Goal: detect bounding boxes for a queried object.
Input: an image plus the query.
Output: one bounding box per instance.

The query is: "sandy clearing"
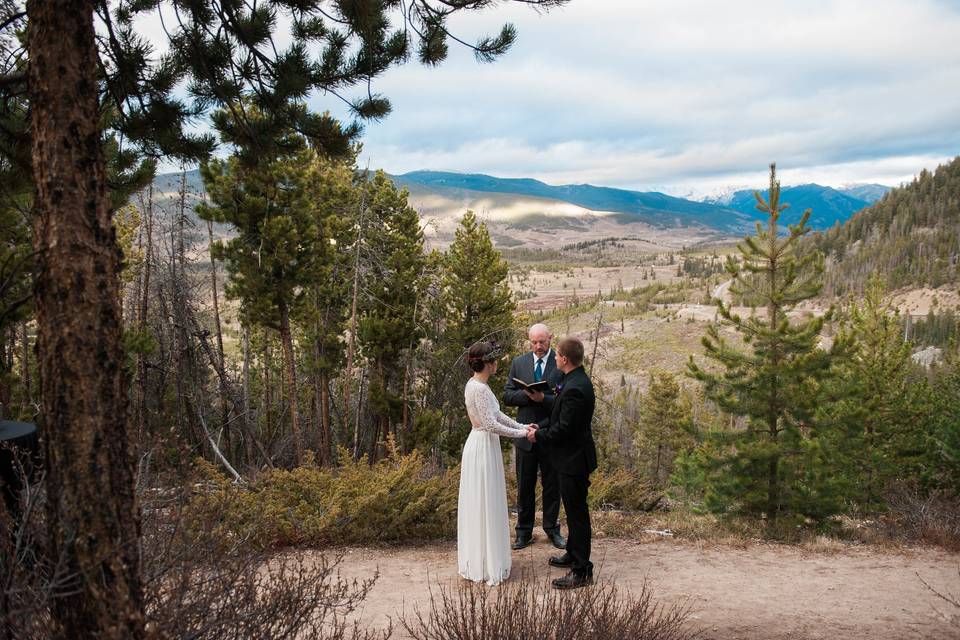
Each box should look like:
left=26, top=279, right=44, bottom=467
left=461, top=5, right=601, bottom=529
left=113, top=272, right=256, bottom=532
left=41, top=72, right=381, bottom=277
left=890, top=287, right=960, bottom=317
left=326, top=538, right=959, bottom=640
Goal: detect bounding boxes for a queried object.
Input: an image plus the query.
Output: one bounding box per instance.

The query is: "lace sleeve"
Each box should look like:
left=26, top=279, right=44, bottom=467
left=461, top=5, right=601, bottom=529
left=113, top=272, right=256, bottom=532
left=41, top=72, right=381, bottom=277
left=496, top=410, right=526, bottom=432
left=467, top=382, right=528, bottom=438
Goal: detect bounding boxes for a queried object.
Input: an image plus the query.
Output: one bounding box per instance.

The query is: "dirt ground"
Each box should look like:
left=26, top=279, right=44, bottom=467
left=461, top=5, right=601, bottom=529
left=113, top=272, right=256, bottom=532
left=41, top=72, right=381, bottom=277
left=328, top=538, right=959, bottom=640
left=890, top=286, right=960, bottom=317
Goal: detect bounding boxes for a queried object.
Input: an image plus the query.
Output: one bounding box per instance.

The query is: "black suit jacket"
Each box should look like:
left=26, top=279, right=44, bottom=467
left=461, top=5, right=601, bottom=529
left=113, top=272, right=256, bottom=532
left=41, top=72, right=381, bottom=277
left=534, top=366, right=598, bottom=476
left=503, top=350, right=562, bottom=452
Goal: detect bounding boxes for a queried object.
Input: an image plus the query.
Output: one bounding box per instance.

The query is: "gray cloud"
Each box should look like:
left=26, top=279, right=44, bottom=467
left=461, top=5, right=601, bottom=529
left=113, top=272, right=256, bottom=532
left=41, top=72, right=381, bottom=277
left=329, top=0, right=960, bottom=192
left=134, top=1, right=960, bottom=192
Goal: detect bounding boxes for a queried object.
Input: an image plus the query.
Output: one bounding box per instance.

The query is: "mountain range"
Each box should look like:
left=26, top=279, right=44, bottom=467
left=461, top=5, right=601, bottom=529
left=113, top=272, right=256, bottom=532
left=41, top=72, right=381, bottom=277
left=149, top=167, right=890, bottom=247
left=717, top=183, right=886, bottom=228
left=391, top=170, right=888, bottom=234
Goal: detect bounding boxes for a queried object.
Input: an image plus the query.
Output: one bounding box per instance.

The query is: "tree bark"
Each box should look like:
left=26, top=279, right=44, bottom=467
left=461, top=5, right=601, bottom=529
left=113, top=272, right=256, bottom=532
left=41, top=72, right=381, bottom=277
left=369, top=364, right=388, bottom=463
left=353, top=370, right=365, bottom=460
left=19, top=320, right=30, bottom=413
left=655, top=443, right=662, bottom=485
left=320, top=370, right=331, bottom=463
left=0, top=329, right=10, bottom=418
left=169, top=171, right=203, bottom=449
left=135, top=185, right=153, bottom=438
left=400, top=365, right=410, bottom=452
left=263, top=338, right=272, bottom=436
left=311, top=329, right=331, bottom=466
left=400, top=292, right=420, bottom=453
left=207, top=218, right=230, bottom=456
left=342, top=190, right=367, bottom=426
left=278, top=299, right=304, bottom=465
left=242, top=325, right=254, bottom=465
left=28, top=0, right=144, bottom=636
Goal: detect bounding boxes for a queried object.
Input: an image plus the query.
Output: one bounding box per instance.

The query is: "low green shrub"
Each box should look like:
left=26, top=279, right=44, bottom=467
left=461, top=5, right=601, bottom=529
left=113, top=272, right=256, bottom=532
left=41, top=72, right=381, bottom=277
left=589, top=468, right=661, bottom=511
left=188, top=447, right=459, bottom=548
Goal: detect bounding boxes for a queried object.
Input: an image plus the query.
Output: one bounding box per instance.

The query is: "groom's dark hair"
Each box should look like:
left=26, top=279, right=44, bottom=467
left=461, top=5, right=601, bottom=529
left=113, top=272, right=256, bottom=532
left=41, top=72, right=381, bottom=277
left=557, top=338, right=584, bottom=367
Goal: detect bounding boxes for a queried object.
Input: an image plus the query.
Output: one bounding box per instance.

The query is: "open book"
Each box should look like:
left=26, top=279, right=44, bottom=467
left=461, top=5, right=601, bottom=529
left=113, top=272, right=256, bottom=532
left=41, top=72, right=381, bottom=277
left=512, top=378, right=552, bottom=393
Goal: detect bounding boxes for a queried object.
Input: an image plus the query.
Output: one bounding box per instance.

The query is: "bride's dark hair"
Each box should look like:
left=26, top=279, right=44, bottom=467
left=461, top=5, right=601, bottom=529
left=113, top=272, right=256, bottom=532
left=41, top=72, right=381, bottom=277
left=466, top=341, right=503, bottom=373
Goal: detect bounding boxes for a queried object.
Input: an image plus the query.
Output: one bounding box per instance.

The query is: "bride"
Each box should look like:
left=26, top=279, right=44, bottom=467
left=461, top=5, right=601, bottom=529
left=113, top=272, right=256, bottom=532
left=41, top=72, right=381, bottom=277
left=458, top=340, right=535, bottom=586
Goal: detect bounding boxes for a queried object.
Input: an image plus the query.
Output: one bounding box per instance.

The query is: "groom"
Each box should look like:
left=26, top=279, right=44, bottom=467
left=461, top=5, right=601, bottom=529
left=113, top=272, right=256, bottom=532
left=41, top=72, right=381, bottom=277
left=526, top=337, right=597, bottom=589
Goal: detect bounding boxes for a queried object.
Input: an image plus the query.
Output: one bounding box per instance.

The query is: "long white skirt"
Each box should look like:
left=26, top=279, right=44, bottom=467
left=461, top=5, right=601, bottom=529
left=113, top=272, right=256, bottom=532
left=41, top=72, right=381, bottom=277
left=457, top=429, right=512, bottom=586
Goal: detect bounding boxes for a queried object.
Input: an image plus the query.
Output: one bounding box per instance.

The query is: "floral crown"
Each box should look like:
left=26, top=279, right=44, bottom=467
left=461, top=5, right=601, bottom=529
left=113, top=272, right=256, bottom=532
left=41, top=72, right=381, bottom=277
left=466, top=341, right=504, bottom=364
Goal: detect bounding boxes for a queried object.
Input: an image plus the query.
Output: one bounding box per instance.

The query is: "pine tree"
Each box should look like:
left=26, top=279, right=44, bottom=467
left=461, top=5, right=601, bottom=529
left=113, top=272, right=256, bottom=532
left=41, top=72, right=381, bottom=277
left=197, top=134, right=356, bottom=465
left=930, top=343, right=960, bottom=495
left=633, top=372, right=693, bottom=487
left=356, top=172, right=427, bottom=457
left=688, top=164, right=841, bottom=521
left=426, top=211, right=515, bottom=457
left=821, top=276, right=929, bottom=505
left=301, top=167, right=358, bottom=465
left=442, top=210, right=515, bottom=349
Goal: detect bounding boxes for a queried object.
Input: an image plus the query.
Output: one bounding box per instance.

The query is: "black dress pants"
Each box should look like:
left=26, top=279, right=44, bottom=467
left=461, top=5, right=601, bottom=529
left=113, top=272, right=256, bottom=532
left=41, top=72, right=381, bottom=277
left=515, top=444, right=561, bottom=535
left=557, top=472, right=592, bottom=576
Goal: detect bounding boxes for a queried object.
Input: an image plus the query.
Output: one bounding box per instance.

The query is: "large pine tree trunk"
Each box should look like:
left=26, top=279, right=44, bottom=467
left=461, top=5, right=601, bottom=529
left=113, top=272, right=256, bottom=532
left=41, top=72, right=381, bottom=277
left=28, top=1, right=145, bottom=637
left=278, top=300, right=304, bottom=464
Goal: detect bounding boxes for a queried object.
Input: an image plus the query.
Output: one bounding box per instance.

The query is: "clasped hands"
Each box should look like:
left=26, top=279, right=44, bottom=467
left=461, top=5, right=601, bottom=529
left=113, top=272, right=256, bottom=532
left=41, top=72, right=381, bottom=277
left=524, top=423, right=538, bottom=443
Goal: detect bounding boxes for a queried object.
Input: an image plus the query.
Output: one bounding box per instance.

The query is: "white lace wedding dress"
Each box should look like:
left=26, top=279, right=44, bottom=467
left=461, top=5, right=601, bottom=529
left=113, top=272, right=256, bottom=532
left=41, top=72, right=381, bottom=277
left=458, top=377, right=528, bottom=586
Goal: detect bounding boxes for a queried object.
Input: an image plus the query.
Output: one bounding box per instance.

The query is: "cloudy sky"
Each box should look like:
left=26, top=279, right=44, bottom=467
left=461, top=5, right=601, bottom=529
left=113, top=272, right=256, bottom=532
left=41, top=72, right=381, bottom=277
left=314, top=0, right=960, bottom=197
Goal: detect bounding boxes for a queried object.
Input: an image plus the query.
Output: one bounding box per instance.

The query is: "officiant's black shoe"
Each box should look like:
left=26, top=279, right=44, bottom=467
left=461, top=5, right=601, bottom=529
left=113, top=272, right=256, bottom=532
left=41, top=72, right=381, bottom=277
left=512, top=533, right=533, bottom=550
left=548, top=553, right=574, bottom=568
left=546, top=530, right=567, bottom=550
left=552, top=571, right=593, bottom=590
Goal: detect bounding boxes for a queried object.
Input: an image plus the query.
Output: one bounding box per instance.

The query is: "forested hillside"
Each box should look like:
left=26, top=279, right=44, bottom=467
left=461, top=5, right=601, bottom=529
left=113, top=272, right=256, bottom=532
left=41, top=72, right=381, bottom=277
left=811, top=156, right=960, bottom=296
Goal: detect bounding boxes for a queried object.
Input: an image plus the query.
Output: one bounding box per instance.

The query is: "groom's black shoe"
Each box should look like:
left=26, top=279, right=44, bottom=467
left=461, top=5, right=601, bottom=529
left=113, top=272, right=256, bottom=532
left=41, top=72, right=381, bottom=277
left=512, top=533, right=533, bottom=550
left=546, top=530, right=567, bottom=550
left=552, top=570, right=593, bottom=590
left=548, top=553, right=574, bottom=568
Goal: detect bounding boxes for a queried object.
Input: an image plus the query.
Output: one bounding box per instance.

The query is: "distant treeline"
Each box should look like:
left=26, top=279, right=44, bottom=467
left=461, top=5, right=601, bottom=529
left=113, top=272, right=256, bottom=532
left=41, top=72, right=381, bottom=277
left=560, top=236, right=639, bottom=251
left=906, top=308, right=959, bottom=348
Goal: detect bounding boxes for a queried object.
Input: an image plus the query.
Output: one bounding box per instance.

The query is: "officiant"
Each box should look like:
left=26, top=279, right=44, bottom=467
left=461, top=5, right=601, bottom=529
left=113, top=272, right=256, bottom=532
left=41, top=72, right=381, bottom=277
left=503, top=323, right=565, bottom=550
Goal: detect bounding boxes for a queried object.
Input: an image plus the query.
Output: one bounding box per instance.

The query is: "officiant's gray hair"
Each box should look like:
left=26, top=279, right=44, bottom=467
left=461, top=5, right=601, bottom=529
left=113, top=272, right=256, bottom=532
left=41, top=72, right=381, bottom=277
left=528, top=323, right=551, bottom=338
